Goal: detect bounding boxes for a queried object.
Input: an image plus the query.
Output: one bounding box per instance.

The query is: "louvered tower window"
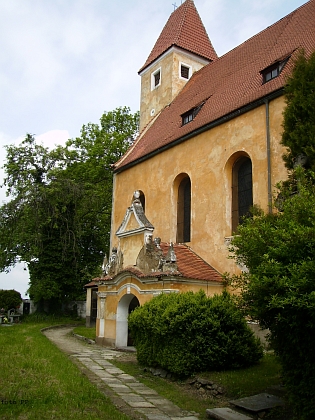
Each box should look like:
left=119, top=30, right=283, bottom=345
left=181, top=64, right=190, bottom=79
left=151, top=68, right=161, bottom=90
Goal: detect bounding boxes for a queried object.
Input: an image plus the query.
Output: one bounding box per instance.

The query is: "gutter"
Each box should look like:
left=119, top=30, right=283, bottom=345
left=264, top=98, right=273, bottom=213
left=114, top=88, right=284, bottom=174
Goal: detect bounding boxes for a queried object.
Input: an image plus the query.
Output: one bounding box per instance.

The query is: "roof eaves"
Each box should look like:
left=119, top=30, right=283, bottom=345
left=114, top=88, right=284, bottom=173
left=138, top=44, right=213, bottom=75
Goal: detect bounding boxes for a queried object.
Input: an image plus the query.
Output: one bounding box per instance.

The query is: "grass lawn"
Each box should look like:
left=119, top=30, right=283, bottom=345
left=2, top=320, right=289, bottom=420
left=0, top=320, right=129, bottom=420
left=73, top=325, right=96, bottom=341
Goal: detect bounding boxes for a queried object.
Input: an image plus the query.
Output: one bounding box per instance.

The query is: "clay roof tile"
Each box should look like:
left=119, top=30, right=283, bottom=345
left=139, top=0, right=217, bottom=73
left=116, top=0, right=315, bottom=172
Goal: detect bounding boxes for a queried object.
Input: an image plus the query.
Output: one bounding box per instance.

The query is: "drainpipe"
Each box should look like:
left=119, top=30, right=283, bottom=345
left=265, top=98, right=272, bottom=214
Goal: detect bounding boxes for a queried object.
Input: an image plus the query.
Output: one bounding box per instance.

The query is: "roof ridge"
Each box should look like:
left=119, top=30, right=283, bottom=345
left=174, top=0, right=192, bottom=44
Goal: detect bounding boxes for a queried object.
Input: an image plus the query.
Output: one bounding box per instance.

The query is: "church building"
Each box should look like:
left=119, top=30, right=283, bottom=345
left=85, top=0, right=315, bottom=347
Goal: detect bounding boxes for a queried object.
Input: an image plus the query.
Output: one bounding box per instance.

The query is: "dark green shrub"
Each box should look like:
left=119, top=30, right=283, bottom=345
left=128, top=290, right=263, bottom=377
left=0, top=289, right=22, bottom=312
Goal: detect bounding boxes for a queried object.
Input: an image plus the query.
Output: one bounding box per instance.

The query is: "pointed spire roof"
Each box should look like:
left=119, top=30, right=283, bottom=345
left=139, top=0, right=217, bottom=73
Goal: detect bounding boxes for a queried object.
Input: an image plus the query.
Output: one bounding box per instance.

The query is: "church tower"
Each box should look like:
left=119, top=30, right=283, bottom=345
left=138, top=0, right=217, bottom=133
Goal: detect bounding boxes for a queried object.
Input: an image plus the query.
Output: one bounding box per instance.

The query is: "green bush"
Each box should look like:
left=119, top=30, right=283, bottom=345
left=0, top=289, right=22, bottom=312
left=128, top=290, right=263, bottom=377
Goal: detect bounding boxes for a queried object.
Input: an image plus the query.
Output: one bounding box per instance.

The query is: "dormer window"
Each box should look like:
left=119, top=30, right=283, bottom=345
left=261, top=57, right=289, bottom=84
left=180, top=63, right=191, bottom=80
left=181, top=101, right=205, bottom=126
left=151, top=68, right=161, bottom=90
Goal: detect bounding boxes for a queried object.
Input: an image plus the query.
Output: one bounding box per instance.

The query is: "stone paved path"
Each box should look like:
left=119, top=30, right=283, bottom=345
left=43, top=326, right=200, bottom=420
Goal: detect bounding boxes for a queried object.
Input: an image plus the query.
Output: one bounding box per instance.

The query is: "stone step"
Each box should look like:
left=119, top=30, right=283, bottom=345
left=206, top=407, right=252, bottom=420
left=229, top=393, right=284, bottom=413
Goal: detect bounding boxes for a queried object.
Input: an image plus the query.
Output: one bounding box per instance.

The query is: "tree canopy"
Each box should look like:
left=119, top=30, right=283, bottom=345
left=281, top=51, right=315, bottom=171
left=0, top=107, right=139, bottom=310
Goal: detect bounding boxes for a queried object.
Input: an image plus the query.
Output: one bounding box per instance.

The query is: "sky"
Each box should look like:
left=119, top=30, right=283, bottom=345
left=0, top=0, right=307, bottom=298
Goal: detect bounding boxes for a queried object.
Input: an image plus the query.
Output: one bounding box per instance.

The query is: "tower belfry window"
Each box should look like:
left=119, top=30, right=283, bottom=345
left=181, top=64, right=190, bottom=79
left=151, top=68, right=161, bottom=90
left=154, top=71, right=160, bottom=86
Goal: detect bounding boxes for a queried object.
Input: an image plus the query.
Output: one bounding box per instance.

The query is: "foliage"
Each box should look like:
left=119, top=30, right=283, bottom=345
left=0, top=289, right=22, bottom=312
left=128, top=290, right=263, bottom=377
left=0, top=107, right=139, bottom=309
left=226, top=173, right=315, bottom=419
left=281, top=51, right=315, bottom=171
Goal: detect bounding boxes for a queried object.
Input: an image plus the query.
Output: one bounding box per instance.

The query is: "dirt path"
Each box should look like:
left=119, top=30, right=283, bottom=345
left=43, top=326, right=86, bottom=352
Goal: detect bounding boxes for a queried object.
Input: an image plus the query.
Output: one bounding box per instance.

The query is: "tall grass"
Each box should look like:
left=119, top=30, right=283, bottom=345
left=0, top=322, right=129, bottom=420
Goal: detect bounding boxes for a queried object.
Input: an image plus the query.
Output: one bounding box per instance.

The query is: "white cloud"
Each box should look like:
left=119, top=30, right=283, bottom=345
left=36, top=130, right=70, bottom=149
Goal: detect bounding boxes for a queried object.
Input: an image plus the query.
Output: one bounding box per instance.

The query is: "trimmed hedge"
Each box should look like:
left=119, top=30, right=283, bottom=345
left=128, top=290, right=263, bottom=376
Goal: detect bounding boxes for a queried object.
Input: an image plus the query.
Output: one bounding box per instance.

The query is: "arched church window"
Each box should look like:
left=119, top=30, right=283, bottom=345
left=232, top=157, right=253, bottom=232
left=177, top=176, right=191, bottom=242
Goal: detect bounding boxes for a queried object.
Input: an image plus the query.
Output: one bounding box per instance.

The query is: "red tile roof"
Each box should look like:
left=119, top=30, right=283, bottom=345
left=84, top=280, right=99, bottom=288
left=139, top=0, right=217, bottom=74
left=160, top=242, right=223, bottom=282
left=95, top=243, right=222, bottom=284
left=115, top=0, right=315, bottom=172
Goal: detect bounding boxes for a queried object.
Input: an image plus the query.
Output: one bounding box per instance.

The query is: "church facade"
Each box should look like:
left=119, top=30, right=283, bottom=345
left=85, top=0, right=315, bottom=347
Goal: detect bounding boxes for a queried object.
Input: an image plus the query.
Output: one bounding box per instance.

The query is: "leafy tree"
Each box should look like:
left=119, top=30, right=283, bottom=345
left=0, top=289, right=22, bottom=312
left=0, top=107, right=139, bottom=311
left=226, top=51, right=315, bottom=419
left=281, top=50, right=315, bottom=171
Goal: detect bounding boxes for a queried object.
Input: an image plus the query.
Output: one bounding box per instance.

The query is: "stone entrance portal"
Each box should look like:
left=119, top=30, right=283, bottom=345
left=116, top=294, right=139, bottom=347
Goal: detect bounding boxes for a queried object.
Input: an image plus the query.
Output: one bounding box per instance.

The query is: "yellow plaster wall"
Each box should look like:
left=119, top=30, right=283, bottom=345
left=140, top=50, right=208, bottom=131
left=140, top=54, right=173, bottom=132
left=112, top=96, right=287, bottom=275
left=269, top=96, right=288, bottom=188
left=119, top=233, right=145, bottom=267
left=96, top=276, right=224, bottom=340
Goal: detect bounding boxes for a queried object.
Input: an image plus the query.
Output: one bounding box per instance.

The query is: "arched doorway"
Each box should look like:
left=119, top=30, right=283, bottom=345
left=116, top=294, right=140, bottom=347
